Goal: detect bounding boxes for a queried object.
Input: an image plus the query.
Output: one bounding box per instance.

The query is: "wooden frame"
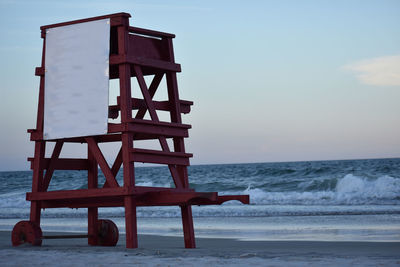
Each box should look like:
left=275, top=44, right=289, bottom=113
left=15, top=13, right=249, bottom=249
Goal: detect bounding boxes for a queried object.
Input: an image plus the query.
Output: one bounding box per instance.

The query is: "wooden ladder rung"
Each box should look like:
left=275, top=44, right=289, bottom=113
left=110, top=55, right=181, bottom=72
left=130, top=148, right=192, bottom=165
left=108, top=119, right=191, bottom=138
left=108, top=97, right=193, bottom=119
left=27, top=157, right=90, bottom=170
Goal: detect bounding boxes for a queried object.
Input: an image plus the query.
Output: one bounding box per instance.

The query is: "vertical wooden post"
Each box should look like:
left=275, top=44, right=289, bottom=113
left=88, top=144, right=98, bottom=245
left=29, top=142, right=45, bottom=225
left=117, top=16, right=138, bottom=248
left=180, top=204, right=195, bottom=248
left=30, top=31, right=47, bottom=226
left=124, top=195, right=137, bottom=248
left=165, top=37, right=196, bottom=248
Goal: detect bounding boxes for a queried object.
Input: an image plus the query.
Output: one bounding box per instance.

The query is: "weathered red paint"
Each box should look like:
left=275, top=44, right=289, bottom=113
left=13, top=12, right=249, bottom=249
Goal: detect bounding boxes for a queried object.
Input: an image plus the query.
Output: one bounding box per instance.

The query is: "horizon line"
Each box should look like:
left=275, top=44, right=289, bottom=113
left=1, top=156, right=399, bottom=172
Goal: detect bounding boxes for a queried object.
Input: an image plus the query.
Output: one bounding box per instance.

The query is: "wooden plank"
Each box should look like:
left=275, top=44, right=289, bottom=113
left=132, top=148, right=192, bottom=158
left=28, top=129, right=43, bottom=141
left=134, top=98, right=193, bottom=114
left=108, top=123, right=124, bottom=133
left=109, top=98, right=192, bottom=118
left=28, top=158, right=89, bottom=170
left=41, top=199, right=124, bottom=209
left=140, top=191, right=216, bottom=204
left=36, top=186, right=195, bottom=209
left=27, top=187, right=129, bottom=201
left=129, top=56, right=181, bottom=72
left=131, top=152, right=189, bottom=166
left=35, top=67, right=44, bottom=76
left=128, top=35, right=167, bottom=61
left=126, top=119, right=190, bottom=138
left=129, top=26, right=175, bottom=38
left=129, top=119, right=191, bottom=129
left=52, top=134, right=122, bottom=143
left=143, top=99, right=192, bottom=114
left=31, top=189, right=216, bottom=206
left=33, top=193, right=249, bottom=208
left=40, top=13, right=130, bottom=30
left=128, top=123, right=188, bottom=138
left=130, top=148, right=191, bottom=166
left=110, top=55, right=181, bottom=72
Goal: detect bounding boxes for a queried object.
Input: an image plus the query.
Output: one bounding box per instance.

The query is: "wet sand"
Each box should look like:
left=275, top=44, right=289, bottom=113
left=1, top=231, right=399, bottom=266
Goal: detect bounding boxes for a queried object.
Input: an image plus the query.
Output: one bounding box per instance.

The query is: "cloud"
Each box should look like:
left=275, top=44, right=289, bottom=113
left=343, top=55, right=400, bottom=86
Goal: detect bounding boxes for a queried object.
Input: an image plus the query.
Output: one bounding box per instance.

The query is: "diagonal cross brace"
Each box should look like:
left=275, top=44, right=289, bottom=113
left=85, top=137, right=119, bottom=188
left=133, top=65, right=184, bottom=189
left=103, top=147, right=123, bottom=188
left=135, top=73, right=164, bottom=119
left=42, top=140, right=63, bottom=191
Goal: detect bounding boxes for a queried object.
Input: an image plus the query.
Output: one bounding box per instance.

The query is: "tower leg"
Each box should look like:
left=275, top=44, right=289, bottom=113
left=181, top=204, right=195, bottom=248
left=124, top=196, right=138, bottom=248
left=88, top=145, right=98, bottom=245
left=29, top=141, right=45, bottom=226
left=88, top=207, right=98, bottom=245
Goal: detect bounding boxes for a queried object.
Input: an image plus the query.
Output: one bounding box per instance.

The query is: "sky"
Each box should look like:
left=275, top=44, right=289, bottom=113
left=0, top=0, right=399, bottom=171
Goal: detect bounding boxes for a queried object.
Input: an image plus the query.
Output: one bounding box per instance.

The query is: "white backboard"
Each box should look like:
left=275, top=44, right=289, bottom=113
left=44, top=19, right=110, bottom=140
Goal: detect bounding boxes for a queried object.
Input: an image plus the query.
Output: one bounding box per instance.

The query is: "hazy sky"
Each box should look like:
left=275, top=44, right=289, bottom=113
left=0, top=0, right=399, bottom=171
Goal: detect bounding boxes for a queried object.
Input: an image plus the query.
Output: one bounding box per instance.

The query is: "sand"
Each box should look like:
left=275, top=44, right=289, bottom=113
left=1, top=231, right=399, bottom=266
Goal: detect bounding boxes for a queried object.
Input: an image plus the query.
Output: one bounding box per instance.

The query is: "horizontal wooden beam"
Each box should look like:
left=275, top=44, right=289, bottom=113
left=35, top=67, right=44, bottom=76
left=129, top=119, right=190, bottom=137
left=40, top=12, right=130, bottom=30
left=29, top=190, right=249, bottom=209
left=27, top=131, right=174, bottom=143
left=27, top=157, right=89, bottom=170
left=28, top=186, right=194, bottom=200
left=138, top=191, right=217, bottom=206
left=129, top=26, right=175, bottom=39
left=27, top=187, right=129, bottom=201
left=109, top=98, right=192, bottom=119
left=27, top=129, right=42, bottom=141
left=130, top=148, right=192, bottom=166
left=110, top=55, right=181, bottom=72
left=108, top=120, right=190, bottom=138
left=27, top=187, right=249, bottom=209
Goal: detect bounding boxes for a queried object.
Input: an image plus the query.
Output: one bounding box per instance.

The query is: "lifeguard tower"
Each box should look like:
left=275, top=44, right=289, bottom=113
left=12, top=13, right=249, bottom=248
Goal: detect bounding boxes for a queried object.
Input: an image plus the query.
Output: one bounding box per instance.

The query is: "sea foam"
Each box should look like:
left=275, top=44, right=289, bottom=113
left=239, top=174, right=400, bottom=205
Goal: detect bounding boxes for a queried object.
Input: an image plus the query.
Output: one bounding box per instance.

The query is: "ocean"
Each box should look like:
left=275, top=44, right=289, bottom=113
left=1, top=158, right=399, bottom=242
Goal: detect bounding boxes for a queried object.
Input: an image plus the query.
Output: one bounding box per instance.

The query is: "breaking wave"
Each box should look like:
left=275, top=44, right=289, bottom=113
left=241, top=174, right=400, bottom=205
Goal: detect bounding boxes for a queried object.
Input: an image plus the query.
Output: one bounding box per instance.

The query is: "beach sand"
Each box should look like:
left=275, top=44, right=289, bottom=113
left=0, top=231, right=399, bottom=266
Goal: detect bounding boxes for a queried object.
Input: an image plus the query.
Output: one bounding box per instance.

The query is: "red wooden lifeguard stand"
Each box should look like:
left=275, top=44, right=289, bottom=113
left=12, top=13, right=249, bottom=248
